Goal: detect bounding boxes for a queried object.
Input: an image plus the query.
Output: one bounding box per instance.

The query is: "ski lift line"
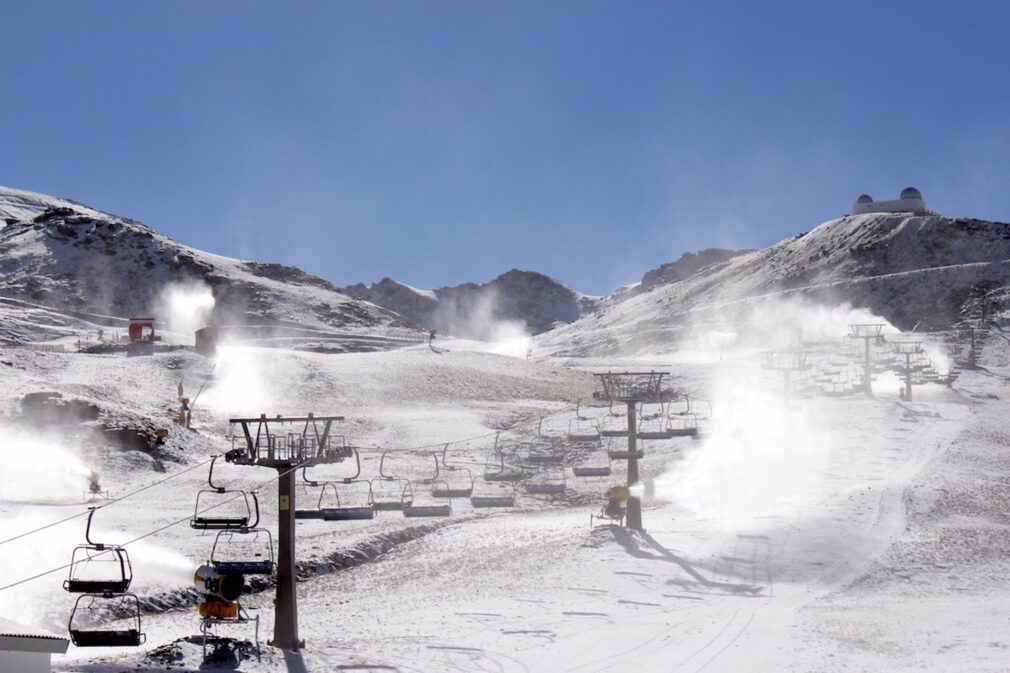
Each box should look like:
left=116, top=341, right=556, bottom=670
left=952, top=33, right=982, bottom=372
left=351, top=430, right=502, bottom=455
left=0, top=456, right=217, bottom=548
left=0, top=457, right=314, bottom=595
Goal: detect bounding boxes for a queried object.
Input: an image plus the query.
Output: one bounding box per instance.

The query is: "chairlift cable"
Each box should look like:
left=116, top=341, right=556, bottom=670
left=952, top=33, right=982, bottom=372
left=0, top=457, right=311, bottom=594
left=0, top=456, right=216, bottom=548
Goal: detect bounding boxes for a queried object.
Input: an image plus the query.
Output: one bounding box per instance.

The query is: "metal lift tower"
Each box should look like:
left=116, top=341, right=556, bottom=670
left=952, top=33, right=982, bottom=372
left=226, top=414, right=346, bottom=650
left=762, top=349, right=810, bottom=404
left=848, top=324, right=885, bottom=396
left=592, top=371, right=672, bottom=532
left=891, top=342, right=923, bottom=402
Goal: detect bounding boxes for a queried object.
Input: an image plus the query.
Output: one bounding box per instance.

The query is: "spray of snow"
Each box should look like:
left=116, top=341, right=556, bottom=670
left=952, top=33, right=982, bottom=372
left=155, top=281, right=216, bottom=340
left=199, top=344, right=284, bottom=416
left=0, top=426, right=92, bottom=502
left=437, top=290, right=533, bottom=358
left=655, top=299, right=899, bottom=531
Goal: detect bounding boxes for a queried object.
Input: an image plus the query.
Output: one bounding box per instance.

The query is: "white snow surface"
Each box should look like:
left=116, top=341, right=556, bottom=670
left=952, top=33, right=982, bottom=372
left=0, top=189, right=1008, bottom=672
left=0, top=315, right=1006, bottom=671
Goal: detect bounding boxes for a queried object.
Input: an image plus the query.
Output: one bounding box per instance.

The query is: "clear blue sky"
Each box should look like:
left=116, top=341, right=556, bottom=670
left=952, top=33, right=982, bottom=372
left=2, top=1, right=1008, bottom=295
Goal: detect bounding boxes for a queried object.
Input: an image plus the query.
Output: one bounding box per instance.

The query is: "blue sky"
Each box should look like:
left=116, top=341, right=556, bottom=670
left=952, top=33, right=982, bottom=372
left=2, top=1, right=1008, bottom=295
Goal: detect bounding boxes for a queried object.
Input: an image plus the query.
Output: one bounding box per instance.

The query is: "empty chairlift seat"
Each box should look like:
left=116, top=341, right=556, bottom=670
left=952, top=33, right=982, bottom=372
left=572, top=451, right=612, bottom=478
left=566, top=418, right=602, bottom=443
left=210, top=529, right=275, bottom=575
left=319, top=481, right=376, bottom=521
left=666, top=414, right=699, bottom=438
left=469, top=475, right=517, bottom=508
left=64, top=509, right=145, bottom=648
left=401, top=480, right=452, bottom=518
left=524, top=468, right=567, bottom=496
left=191, top=457, right=256, bottom=530
left=431, top=447, right=474, bottom=498
left=69, top=593, right=145, bottom=647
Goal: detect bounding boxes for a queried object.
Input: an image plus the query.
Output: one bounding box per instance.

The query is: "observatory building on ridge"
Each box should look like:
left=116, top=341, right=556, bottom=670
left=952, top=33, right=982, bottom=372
left=852, top=187, right=927, bottom=215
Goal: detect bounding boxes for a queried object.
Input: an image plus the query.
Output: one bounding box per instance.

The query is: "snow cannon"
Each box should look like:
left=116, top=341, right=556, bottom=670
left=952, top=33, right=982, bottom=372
left=194, top=564, right=244, bottom=603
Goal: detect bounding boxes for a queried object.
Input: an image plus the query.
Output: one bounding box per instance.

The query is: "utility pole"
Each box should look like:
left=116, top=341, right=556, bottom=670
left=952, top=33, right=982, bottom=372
left=847, top=324, right=885, bottom=397
left=593, top=371, right=671, bottom=532
left=227, top=414, right=345, bottom=650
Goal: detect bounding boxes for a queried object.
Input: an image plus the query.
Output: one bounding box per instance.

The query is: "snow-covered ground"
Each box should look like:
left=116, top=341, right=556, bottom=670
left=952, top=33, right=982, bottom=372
left=0, top=310, right=1006, bottom=672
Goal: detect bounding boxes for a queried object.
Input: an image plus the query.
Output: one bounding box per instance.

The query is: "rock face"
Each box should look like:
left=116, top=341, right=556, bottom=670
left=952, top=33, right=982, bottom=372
left=0, top=186, right=413, bottom=342
left=343, top=269, right=599, bottom=337
left=537, top=213, right=1010, bottom=357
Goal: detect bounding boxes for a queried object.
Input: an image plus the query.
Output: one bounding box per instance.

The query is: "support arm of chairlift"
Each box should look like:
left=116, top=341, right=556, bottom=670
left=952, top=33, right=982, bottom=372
left=207, top=455, right=226, bottom=493
left=83, top=507, right=103, bottom=549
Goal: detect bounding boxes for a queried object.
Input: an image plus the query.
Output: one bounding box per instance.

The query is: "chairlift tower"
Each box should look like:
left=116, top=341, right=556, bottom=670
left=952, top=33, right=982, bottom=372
left=762, top=349, right=810, bottom=404
left=592, top=371, right=672, bottom=532
left=226, top=414, right=346, bottom=651
left=848, top=324, right=885, bottom=396
left=891, top=342, right=923, bottom=402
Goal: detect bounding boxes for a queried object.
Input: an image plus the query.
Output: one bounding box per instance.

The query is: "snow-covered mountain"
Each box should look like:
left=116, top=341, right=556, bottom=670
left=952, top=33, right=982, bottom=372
left=538, top=212, right=1010, bottom=356
left=342, top=269, right=600, bottom=337
left=609, top=248, right=753, bottom=303
left=0, top=186, right=414, bottom=344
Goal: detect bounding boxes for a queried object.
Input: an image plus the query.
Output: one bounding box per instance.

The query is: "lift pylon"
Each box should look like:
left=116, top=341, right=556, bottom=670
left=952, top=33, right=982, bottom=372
left=226, top=414, right=345, bottom=651
left=591, top=371, right=673, bottom=531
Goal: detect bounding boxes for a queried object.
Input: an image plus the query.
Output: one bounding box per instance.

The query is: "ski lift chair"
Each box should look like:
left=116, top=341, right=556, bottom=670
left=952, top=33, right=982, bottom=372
left=637, top=408, right=674, bottom=440
left=64, top=509, right=133, bottom=594
left=483, top=448, right=527, bottom=482
left=469, top=475, right=517, bottom=508
left=210, top=529, right=275, bottom=575
left=191, top=456, right=256, bottom=531
left=368, top=450, right=413, bottom=511
left=572, top=450, right=612, bottom=478
left=566, top=417, right=602, bottom=443
left=431, top=444, right=474, bottom=498
left=523, top=467, right=567, bottom=497
left=68, top=593, right=145, bottom=647
left=666, top=413, right=699, bottom=438
left=297, top=448, right=373, bottom=519
left=402, top=480, right=452, bottom=518
left=608, top=442, right=645, bottom=461
left=318, top=481, right=376, bottom=521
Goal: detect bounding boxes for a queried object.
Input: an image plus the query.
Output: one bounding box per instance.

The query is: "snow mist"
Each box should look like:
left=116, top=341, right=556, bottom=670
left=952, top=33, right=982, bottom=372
left=155, top=281, right=216, bottom=338
left=0, top=426, right=92, bottom=502
left=437, top=289, right=533, bottom=358
left=655, top=299, right=897, bottom=531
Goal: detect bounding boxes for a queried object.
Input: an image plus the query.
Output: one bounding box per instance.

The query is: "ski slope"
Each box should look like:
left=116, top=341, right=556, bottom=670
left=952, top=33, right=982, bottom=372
left=0, top=317, right=1005, bottom=672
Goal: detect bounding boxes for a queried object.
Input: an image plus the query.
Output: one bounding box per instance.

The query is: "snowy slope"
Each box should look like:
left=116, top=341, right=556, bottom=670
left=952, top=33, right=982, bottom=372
left=343, top=269, right=600, bottom=336
left=0, top=186, right=416, bottom=345
left=538, top=213, right=1010, bottom=357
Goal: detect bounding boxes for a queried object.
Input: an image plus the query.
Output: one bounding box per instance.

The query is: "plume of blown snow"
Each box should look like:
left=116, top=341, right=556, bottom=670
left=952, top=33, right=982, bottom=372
left=155, top=281, right=216, bottom=339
